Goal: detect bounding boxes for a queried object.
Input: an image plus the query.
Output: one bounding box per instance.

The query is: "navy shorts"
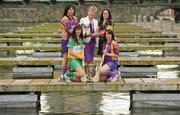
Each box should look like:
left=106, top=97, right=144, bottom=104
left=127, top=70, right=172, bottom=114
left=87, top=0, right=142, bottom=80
left=61, top=40, right=68, bottom=55
left=105, top=61, right=118, bottom=71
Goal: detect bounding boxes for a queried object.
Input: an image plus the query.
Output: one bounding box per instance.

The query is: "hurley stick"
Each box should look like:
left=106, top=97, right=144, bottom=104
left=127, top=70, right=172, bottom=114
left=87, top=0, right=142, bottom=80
left=92, top=45, right=108, bottom=82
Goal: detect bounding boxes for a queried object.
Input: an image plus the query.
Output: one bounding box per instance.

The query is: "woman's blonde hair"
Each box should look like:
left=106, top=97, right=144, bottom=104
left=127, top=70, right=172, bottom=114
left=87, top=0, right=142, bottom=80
left=88, top=6, right=97, bottom=13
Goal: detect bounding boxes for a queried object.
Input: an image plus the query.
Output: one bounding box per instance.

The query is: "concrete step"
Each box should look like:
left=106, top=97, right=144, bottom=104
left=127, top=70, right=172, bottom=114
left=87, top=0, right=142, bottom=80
left=0, top=92, right=40, bottom=109
left=33, top=51, right=61, bottom=57
left=13, top=66, right=53, bottom=79
left=130, top=90, right=180, bottom=109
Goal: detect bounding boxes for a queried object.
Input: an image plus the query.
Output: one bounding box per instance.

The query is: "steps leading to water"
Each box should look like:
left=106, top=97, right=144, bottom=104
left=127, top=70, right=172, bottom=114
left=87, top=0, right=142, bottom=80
left=0, top=78, right=179, bottom=92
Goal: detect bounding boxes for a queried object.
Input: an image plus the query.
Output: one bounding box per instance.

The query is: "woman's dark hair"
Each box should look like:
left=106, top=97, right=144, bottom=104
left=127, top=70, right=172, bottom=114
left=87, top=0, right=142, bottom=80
left=104, top=29, right=115, bottom=42
left=62, top=4, right=75, bottom=20
left=99, top=8, right=112, bottom=25
left=72, top=24, right=83, bottom=44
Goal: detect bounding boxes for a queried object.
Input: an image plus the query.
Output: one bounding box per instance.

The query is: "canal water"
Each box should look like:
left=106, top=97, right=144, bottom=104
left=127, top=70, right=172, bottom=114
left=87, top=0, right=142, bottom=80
left=40, top=92, right=130, bottom=115
left=1, top=91, right=180, bottom=115
left=0, top=23, right=180, bottom=115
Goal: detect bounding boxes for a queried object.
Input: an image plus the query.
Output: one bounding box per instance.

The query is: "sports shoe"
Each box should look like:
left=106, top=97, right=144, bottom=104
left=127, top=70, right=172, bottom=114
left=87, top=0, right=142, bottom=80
left=81, top=74, right=88, bottom=83
left=60, top=73, right=67, bottom=81
left=110, top=77, right=118, bottom=82
left=60, top=74, right=65, bottom=81
left=110, top=74, right=119, bottom=82
left=107, top=77, right=113, bottom=82
left=65, top=76, right=71, bottom=83
left=64, top=73, right=71, bottom=83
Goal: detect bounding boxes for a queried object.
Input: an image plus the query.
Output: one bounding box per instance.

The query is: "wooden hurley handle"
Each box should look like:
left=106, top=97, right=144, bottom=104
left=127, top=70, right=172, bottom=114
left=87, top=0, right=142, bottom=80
left=92, top=45, right=108, bottom=83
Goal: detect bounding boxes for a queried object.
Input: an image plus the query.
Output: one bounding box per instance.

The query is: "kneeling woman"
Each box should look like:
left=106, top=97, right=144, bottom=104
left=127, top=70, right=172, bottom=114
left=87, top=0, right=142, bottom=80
left=66, top=24, right=88, bottom=82
left=99, top=29, right=120, bottom=82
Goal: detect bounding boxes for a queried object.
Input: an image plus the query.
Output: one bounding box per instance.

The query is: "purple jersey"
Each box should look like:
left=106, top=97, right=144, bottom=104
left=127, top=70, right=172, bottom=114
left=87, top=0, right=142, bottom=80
left=60, top=16, right=77, bottom=40
left=102, top=40, right=119, bottom=79
left=103, top=40, right=119, bottom=63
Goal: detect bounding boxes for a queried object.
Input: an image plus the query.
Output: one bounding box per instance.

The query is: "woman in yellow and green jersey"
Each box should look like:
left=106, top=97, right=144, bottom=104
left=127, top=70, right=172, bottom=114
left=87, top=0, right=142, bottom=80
left=66, top=24, right=88, bottom=82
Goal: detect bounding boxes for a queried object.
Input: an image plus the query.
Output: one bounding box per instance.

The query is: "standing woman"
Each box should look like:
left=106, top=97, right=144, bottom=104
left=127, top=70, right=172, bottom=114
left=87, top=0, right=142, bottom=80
left=99, top=29, right=119, bottom=82
left=60, top=4, right=78, bottom=79
left=97, top=8, right=113, bottom=56
left=79, top=6, right=98, bottom=65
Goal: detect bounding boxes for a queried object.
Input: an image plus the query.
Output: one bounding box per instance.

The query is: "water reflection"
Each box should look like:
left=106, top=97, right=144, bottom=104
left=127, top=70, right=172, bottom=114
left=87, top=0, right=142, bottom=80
left=40, top=92, right=130, bottom=115
left=40, top=92, right=102, bottom=114
left=1, top=92, right=180, bottom=115
left=0, top=108, right=38, bottom=115
left=100, top=92, right=130, bottom=115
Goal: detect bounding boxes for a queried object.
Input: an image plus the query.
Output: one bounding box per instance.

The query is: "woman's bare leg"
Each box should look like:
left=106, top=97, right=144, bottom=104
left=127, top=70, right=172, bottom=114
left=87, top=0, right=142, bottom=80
left=61, top=52, right=68, bottom=75
left=99, top=64, right=110, bottom=82
left=73, top=66, right=86, bottom=82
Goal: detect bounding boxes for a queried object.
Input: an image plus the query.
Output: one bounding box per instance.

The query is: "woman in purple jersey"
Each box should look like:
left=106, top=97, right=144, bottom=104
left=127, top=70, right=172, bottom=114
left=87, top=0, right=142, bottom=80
left=60, top=4, right=78, bottom=80
left=99, top=29, right=120, bottom=82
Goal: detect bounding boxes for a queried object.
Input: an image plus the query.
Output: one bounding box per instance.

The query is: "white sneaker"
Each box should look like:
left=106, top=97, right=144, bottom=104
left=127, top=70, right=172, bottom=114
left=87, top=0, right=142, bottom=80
left=60, top=74, right=66, bottom=81
left=110, top=77, right=118, bottom=82
left=64, top=73, right=71, bottom=83
left=65, top=77, right=71, bottom=83
left=60, top=75, right=63, bottom=81
left=118, top=71, right=121, bottom=78
left=107, top=77, right=113, bottom=82
left=81, top=74, right=88, bottom=83
left=110, top=74, right=119, bottom=82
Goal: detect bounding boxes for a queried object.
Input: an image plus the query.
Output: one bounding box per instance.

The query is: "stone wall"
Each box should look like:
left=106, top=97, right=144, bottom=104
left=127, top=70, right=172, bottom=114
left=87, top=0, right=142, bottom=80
left=0, top=4, right=164, bottom=23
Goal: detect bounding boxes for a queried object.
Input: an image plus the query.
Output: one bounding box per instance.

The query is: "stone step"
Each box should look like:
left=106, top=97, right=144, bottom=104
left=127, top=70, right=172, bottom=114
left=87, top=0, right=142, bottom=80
left=13, top=66, right=53, bottom=79
left=120, top=66, right=158, bottom=78
left=1, top=57, right=180, bottom=65
left=0, top=38, right=179, bottom=43
left=32, top=51, right=61, bottom=57
left=130, top=90, right=180, bottom=109
left=0, top=92, right=40, bottom=109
